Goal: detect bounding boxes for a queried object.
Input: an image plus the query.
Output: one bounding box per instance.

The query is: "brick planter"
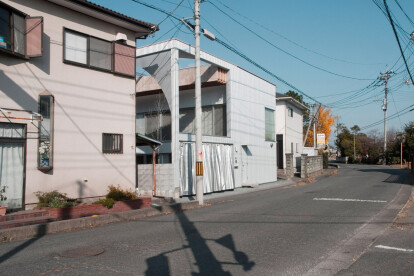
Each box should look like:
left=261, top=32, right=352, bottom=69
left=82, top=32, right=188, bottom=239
left=46, top=198, right=151, bottom=220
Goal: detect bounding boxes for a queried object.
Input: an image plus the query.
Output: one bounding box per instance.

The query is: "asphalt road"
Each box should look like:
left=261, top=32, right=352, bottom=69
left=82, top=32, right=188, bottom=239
left=0, top=164, right=412, bottom=275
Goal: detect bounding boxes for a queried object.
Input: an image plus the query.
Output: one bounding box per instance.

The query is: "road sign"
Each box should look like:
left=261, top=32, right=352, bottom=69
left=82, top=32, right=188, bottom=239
left=317, top=133, right=325, bottom=149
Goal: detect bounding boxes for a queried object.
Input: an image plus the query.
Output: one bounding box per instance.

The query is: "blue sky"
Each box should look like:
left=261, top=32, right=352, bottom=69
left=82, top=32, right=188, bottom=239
left=93, top=0, right=414, bottom=135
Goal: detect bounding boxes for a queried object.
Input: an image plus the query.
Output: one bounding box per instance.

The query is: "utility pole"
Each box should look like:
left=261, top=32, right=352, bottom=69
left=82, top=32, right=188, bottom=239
left=194, top=0, right=203, bottom=205
left=379, top=69, right=394, bottom=165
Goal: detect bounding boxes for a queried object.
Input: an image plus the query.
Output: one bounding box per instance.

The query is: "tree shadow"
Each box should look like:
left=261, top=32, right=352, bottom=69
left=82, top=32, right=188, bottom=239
left=357, top=168, right=413, bottom=186
left=146, top=202, right=255, bottom=275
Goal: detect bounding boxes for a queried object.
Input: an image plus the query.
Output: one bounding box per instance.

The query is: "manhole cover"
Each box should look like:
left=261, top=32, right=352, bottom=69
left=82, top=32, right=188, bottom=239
left=59, top=247, right=105, bottom=258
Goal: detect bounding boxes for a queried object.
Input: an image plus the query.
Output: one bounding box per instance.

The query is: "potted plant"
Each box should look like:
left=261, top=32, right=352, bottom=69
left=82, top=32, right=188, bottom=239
left=0, top=186, right=7, bottom=216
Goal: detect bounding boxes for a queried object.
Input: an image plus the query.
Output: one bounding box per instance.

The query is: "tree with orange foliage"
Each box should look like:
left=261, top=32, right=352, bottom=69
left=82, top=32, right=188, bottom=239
left=305, top=106, right=336, bottom=147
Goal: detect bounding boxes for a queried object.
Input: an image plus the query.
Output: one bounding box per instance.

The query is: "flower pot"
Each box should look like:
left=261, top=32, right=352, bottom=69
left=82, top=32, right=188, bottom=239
left=0, top=206, right=7, bottom=216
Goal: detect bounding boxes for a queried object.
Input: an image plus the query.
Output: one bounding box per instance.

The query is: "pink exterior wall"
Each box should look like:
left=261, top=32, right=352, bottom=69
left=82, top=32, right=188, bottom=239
left=0, top=0, right=139, bottom=208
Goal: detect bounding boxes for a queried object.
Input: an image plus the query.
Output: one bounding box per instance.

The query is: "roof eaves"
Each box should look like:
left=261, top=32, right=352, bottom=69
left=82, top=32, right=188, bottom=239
left=69, top=0, right=158, bottom=32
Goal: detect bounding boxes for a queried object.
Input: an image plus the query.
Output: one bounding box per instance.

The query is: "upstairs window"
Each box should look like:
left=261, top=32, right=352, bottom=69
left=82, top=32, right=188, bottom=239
left=265, top=108, right=275, bottom=141
left=63, top=29, right=134, bottom=77
left=179, top=105, right=227, bottom=137
left=0, top=3, right=43, bottom=58
left=288, top=107, right=293, bottom=117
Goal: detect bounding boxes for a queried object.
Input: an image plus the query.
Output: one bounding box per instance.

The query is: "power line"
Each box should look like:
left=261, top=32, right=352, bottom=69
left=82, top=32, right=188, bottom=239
left=207, top=0, right=375, bottom=81
left=393, top=0, right=414, bottom=28
left=211, top=0, right=383, bottom=66
left=383, top=0, right=414, bottom=86
left=157, top=0, right=185, bottom=26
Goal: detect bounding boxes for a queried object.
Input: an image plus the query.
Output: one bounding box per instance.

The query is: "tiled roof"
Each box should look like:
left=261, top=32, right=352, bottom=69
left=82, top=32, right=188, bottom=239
left=70, top=0, right=158, bottom=31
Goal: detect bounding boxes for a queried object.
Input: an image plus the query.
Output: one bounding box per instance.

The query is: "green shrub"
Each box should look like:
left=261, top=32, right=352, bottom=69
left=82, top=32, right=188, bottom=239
left=105, top=185, right=137, bottom=202
left=94, top=198, right=115, bottom=209
left=35, top=190, right=77, bottom=208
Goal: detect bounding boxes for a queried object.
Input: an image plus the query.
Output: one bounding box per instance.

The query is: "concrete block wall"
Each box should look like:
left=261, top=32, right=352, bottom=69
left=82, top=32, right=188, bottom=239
left=285, top=153, right=294, bottom=178
left=301, top=154, right=323, bottom=178
left=137, top=164, right=174, bottom=197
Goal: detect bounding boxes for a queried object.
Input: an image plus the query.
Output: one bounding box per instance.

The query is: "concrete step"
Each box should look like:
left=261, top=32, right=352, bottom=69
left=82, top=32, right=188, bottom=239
left=0, top=210, right=49, bottom=223
left=0, top=216, right=57, bottom=229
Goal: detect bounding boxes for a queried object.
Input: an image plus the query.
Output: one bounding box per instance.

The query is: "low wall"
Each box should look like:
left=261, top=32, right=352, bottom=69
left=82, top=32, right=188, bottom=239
left=285, top=153, right=294, bottom=177
left=46, top=198, right=151, bottom=220
left=301, top=154, right=323, bottom=178
left=137, top=164, right=175, bottom=198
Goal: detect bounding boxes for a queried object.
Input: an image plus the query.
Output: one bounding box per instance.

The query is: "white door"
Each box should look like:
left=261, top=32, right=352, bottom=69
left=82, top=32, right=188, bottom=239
left=241, top=145, right=249, bottom=184
left=0, top=123, right=26, bottom=210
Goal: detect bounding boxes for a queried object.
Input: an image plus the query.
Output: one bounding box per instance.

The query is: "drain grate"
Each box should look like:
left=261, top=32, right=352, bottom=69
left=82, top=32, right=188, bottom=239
left=59, top=247, right=105, bottom=258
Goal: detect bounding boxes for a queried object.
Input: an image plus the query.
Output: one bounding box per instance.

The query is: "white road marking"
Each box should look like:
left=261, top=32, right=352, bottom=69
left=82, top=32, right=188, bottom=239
left=375, top=245, right=414, bottom=253
left=313, top=198, right=387, bottom=203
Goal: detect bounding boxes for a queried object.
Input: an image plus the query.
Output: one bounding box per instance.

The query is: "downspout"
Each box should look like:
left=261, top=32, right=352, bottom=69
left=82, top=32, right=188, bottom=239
left=152, top=145, right=159, bottom=197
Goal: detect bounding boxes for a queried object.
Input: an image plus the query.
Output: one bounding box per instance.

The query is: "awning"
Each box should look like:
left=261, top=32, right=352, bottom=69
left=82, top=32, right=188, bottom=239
left=136, top=133, right=162, bottom=147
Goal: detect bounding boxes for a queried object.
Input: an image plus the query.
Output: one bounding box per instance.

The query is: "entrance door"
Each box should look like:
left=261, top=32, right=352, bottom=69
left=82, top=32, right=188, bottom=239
left=0, top=123, right=26, bottom=210
left=241, top=145, right=250, bottom=184
left=276, top=134, right=283, bottom=169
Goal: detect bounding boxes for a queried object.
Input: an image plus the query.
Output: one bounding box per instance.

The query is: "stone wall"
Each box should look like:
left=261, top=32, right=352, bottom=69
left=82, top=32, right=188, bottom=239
left=301, top=154, right=323, bottom=178
left=285, top=153, right=294, bottom=177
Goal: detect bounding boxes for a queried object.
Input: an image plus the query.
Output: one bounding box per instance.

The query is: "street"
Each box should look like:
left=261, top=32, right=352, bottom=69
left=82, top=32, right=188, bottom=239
left=0, top=164, right=412, bottom=275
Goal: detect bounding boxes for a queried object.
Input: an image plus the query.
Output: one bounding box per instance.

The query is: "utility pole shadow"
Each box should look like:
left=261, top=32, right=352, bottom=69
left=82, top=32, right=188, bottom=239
left=145, top=202, right=255, bottom=275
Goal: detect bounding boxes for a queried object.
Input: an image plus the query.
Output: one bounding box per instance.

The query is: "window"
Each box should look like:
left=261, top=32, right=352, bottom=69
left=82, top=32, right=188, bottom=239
left=179, top=105, right=227, bottom=136
left=136, top=111, right=171, bottom=141
left=63, top=29, right=135, bottom=77
left=0, top=3, right=43, bottom=58
left=265, top=108, right=275, bottom=141
left=102, top=133, right=123, bottom=154
left=38, top=94, right=54, bottom=171
left=288, top=107, right=293, bottom=117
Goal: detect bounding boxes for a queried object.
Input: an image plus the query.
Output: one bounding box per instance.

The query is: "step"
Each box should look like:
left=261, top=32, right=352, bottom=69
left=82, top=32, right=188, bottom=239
left=0, top=216, right=56, bottom=229
left=0, top=210, right=49, bottom=223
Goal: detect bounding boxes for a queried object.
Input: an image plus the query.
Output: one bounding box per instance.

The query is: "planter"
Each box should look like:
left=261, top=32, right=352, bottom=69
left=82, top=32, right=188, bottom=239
left=46, top=198, right=151, bottom=220
left=0, top=206, right=7, bottom=216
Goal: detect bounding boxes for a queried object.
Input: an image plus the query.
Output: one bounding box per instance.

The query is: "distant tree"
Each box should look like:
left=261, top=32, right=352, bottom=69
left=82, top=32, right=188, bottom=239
left=305, top=106, right=336, bottom=148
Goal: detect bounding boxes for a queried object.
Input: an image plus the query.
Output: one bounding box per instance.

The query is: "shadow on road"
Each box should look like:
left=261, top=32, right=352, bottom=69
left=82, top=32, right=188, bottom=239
left=146, top=203, right=255, bottom=275
left=357, top=168, right=413, bottom=186
left=0, top=224, right=47, bottom=264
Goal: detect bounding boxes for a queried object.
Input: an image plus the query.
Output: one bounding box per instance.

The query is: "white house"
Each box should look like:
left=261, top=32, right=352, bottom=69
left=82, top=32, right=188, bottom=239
left=275, top=93, right=308, bottom=172
left=135, top=39, right=277, bottom=198
left=0, top=0, right=157, bottom=210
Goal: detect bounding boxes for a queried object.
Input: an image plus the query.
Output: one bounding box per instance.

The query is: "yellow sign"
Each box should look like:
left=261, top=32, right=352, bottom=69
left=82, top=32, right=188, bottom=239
left=196, top=162, right=203, bottom=176
left=317, top=133, right=325, bottom=149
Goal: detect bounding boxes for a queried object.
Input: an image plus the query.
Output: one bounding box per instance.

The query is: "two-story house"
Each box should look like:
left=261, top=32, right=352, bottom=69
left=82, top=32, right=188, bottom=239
left=135, top=39, right=277, bottom=198
left=276, top=92, right=308, bottom=172
left=0, top=0, right=157, bottom=210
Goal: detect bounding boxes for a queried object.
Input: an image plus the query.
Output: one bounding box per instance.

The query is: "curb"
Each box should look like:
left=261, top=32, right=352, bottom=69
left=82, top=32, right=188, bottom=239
left=0, top=201, right=204, bottom=243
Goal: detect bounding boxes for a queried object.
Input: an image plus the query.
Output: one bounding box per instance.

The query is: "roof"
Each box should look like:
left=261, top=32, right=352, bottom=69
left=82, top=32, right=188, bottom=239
left=276, top=93, right=309, bottom=111
left=48, top=0, right=158, bottom=38
left=136, top=39, right=277, bottom=88
left=136, top=134, right=162, bottom=147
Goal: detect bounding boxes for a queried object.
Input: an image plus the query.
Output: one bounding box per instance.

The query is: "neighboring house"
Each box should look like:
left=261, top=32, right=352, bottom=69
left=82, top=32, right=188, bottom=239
left=135, top=39, right=277, bottom=198
left=275, top=92, right=308, bottom=171
left=0, top=0, right=157, bottom=210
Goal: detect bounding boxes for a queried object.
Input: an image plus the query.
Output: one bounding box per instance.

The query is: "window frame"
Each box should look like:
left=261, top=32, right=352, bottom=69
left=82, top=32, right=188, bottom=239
left=63, top=28, right=113, bottom=73
left=265, top=107, right=275, bottom=142
left=37, top=93, right=54, bottom=172
left=179, top=104, right=227, bottom=137
left=102, top=133, right=123, bottom=154
left=0, top=3, right=27, bottom=59
left=287, top=106, right=294, bottom=118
